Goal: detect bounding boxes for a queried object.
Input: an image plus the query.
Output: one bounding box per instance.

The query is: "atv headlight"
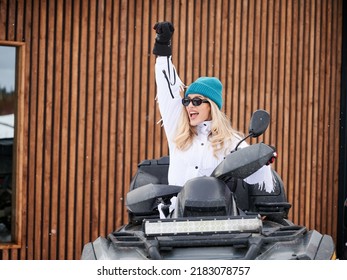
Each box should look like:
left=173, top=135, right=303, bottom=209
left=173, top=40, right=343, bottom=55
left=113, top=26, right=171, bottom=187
left=144, top=216, right=262, bottom=236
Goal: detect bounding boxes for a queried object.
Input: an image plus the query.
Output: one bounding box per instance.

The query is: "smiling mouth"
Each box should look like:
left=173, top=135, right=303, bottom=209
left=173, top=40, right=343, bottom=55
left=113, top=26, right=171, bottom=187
left=189, top=112, right=199, bottom=120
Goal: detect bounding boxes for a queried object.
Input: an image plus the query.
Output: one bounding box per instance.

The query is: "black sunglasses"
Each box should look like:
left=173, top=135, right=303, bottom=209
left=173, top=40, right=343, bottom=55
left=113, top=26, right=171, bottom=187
left=182, top=97, right=209, bottom=107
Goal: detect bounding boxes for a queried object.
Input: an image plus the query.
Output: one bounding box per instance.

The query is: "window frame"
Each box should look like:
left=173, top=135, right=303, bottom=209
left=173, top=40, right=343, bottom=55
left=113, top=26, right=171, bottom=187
left=0, top=41, right=25, bottom=249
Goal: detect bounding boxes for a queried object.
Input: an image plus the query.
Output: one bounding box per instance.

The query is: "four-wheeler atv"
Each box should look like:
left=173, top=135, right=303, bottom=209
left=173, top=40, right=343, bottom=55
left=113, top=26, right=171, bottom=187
left=81, top=110, right=335, bottom=260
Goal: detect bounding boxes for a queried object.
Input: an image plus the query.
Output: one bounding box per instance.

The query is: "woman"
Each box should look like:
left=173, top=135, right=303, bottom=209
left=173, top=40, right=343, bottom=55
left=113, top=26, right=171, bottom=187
left=153, top=22, right=274, bottom=193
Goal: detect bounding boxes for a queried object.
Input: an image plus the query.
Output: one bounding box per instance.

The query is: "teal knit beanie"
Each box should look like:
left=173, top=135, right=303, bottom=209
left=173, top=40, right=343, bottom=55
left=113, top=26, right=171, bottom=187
left=185, top=77, right=223, bottom=109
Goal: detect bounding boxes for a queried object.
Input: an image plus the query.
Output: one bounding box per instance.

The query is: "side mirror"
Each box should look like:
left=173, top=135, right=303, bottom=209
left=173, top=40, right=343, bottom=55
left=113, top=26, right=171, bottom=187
left=234, top=109, right=270, bottom=151
left=249, top=109, right=270, bottom=137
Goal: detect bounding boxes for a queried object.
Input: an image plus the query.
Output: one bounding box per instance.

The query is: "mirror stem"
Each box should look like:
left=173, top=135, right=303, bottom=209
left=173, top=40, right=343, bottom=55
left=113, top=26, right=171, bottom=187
left=234, top=133, right=252, bottom=152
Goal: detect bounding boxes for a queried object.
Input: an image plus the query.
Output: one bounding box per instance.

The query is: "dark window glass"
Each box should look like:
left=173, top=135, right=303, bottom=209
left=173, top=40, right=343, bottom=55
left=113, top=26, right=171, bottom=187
left=0, top=46, right=16, bottom=243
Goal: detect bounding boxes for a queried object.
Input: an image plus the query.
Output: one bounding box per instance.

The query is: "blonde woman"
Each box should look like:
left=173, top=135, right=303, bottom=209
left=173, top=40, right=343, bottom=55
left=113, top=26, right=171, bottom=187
left=153, top=22, right=274, bottom=193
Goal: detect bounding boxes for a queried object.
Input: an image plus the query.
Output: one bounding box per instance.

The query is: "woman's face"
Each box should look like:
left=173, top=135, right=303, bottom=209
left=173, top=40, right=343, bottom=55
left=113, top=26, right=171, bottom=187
left=185, top=94, right=211, bottom=126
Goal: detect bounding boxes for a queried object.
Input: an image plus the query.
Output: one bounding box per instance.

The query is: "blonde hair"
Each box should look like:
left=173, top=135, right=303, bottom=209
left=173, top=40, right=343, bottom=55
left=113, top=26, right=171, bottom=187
left=174, top=99, right=243, bottom=156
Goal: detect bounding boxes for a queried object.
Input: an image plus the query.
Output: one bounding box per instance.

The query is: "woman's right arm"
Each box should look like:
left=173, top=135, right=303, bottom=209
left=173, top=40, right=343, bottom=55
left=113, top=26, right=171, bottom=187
left=153, top=22, right=183, bottom=143
left=155, top=56, right=183, bottom=142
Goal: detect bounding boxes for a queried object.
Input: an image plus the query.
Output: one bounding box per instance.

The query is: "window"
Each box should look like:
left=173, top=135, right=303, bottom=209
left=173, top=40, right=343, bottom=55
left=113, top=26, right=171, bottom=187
left=0, top=41, right=25, bottom=248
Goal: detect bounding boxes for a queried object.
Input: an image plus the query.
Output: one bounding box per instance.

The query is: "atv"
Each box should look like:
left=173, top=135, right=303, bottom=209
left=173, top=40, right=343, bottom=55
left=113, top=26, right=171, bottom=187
left=81, top=110, right=335, bottom=260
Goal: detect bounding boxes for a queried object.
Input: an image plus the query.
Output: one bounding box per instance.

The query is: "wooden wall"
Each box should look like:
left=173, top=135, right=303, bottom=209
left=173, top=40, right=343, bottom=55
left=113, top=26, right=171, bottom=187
left=0, top=0, right=343, bottom=259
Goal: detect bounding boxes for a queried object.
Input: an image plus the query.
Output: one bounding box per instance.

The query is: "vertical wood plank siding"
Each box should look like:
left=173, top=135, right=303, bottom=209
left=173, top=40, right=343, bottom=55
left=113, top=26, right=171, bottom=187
left=0, top=0, right=342, bottom=259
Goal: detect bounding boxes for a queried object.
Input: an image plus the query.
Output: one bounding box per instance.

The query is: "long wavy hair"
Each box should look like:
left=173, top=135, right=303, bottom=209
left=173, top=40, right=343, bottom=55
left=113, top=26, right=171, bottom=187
left=174, top=98, right=243, bottom=157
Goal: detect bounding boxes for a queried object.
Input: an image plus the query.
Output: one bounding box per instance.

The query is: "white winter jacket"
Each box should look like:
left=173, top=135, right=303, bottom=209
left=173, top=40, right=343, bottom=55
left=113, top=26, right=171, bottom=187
left=155, top=56, right=274, bottom=192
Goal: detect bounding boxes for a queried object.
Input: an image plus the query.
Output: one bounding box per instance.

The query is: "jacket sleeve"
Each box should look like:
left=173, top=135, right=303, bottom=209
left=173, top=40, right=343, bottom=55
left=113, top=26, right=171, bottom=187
left=244, top=165, right=275, bottom=193
left=237, top=140, right=275, bottom=193
left=155, top=56, right=184, bottom=143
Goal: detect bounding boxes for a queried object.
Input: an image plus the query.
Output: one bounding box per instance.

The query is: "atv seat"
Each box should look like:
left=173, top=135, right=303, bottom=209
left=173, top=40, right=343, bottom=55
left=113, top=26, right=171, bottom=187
left=129, top=156, right=170, bottom=191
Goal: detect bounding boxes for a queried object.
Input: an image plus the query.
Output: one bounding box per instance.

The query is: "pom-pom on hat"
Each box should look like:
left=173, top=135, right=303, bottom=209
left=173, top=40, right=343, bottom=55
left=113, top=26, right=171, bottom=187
left=185, top=77, right=223, bottom=109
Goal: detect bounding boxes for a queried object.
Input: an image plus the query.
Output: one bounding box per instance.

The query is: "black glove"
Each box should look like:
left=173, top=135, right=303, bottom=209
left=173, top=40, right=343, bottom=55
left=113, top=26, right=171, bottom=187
left=152, top=21, right=174, bottom=56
